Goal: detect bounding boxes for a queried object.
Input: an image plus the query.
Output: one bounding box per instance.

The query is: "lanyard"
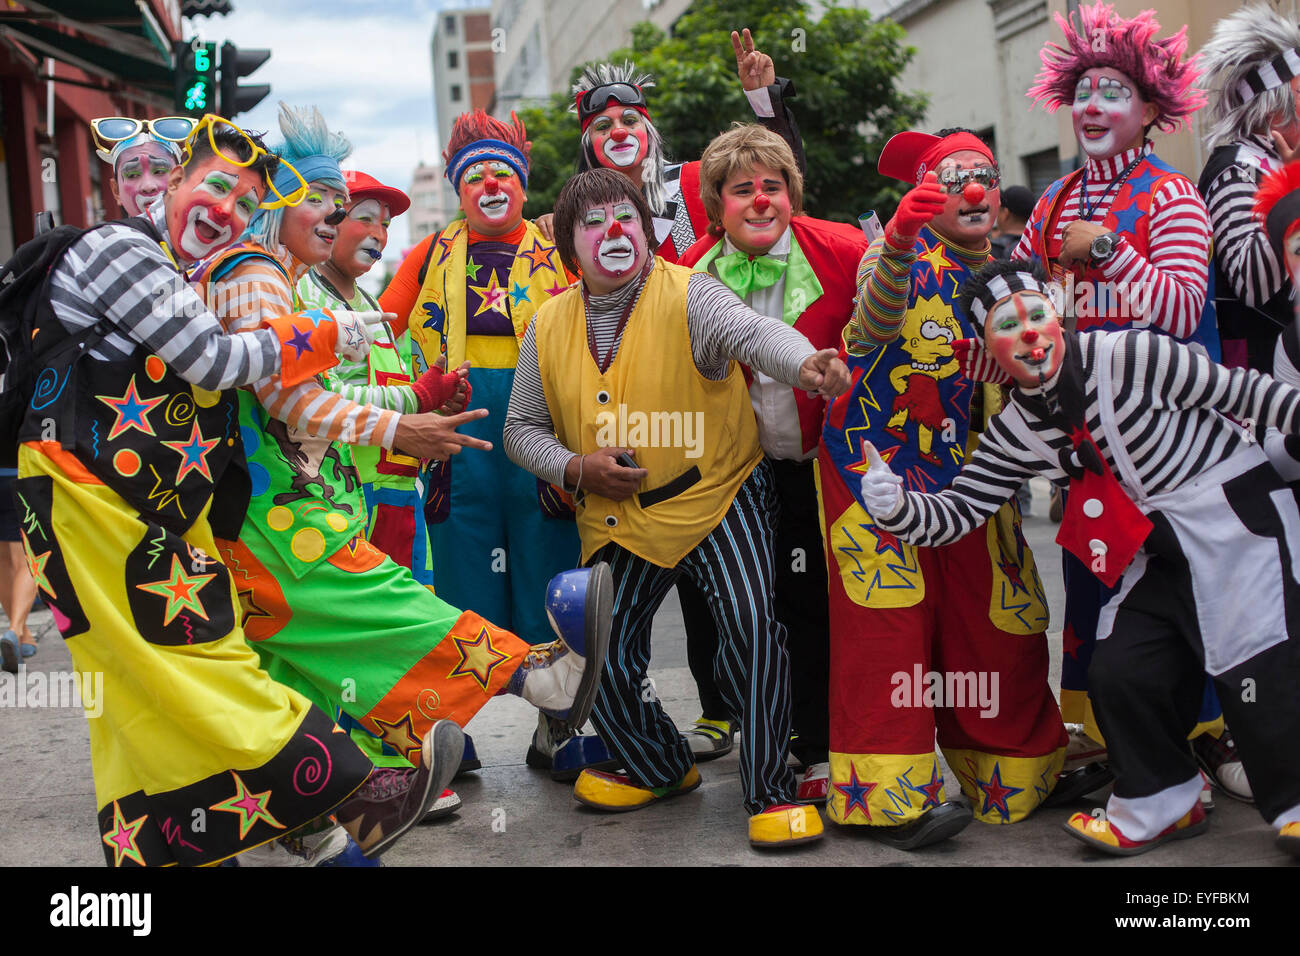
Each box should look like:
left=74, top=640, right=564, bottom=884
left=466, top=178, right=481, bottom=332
left=583, top=261, right=651, bottom=373
left=1079, top=151, right=1143, bottom=223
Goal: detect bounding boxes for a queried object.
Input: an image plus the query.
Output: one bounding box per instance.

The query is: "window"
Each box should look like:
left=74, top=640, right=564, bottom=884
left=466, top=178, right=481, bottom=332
left=448, top=50, right=459, bottom=70
left=450, top=84, right=462, bottom=102
left=444, top=15, right=456, bottom=35
left=1023, top=148, right=1061, bottom=197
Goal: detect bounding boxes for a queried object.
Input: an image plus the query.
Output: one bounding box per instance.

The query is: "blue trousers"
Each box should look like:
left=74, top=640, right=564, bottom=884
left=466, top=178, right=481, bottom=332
left=429, top=365, right=580, bottom=644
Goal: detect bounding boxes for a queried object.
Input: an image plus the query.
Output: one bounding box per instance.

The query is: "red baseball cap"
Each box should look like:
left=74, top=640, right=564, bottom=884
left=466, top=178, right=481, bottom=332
left=878, top=131, right=994, bottom=186
left=344, top=170, right=411, bottom=217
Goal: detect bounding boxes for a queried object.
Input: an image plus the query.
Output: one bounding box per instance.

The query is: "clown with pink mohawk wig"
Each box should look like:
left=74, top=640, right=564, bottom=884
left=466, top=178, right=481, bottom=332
left=1009, top=2, right=1224, bottom=816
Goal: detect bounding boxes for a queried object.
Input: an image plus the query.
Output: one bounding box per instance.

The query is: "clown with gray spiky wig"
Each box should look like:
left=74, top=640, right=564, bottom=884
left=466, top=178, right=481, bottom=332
left=568, top=30, right=805, bottom=264
left=572, top=62, right=670, bottom=217
left=1197, top=3, right=1300, bottom=377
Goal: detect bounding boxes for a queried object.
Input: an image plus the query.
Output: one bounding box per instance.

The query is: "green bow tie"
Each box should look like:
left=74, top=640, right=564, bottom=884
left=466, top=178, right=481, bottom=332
left=714, top=250, right=788, bottom=298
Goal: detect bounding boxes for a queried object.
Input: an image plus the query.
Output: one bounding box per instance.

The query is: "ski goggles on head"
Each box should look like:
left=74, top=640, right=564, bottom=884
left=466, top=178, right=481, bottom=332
left=181, top=114, right=308, bottom=210
left=577, top=82, right=648, bottom=130
left=936, top=164, right=1000, bottom=195
left=91, top=115, right=197, bottom=152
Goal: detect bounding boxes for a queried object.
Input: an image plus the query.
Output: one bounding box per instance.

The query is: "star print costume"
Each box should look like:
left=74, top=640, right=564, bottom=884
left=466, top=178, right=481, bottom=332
left=12, top=204, right=373, bottom=866
left=876, top=326, right=1300, bottom=840
left=818, top=223, right=1066, bottom=827
left=380, top=216, right=580, bottom=643
left=195, top=240, right=531, bottom=770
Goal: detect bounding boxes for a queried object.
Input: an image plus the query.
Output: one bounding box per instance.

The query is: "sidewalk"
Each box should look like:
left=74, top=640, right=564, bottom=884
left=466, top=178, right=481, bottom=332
left=0, top=481, right=1284, bottom=866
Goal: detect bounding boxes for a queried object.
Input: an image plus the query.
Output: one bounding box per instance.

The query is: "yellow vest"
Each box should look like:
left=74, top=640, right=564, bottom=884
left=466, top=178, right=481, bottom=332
left=534, top=259, right=763, bottom=567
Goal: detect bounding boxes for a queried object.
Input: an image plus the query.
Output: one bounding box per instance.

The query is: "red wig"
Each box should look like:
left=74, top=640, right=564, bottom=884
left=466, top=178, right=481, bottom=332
left=442, top=109, right=531, bottom=167
left=1254, top=161, right=1300, bottom=260
left=1027, top=2, right=1206, bottom=133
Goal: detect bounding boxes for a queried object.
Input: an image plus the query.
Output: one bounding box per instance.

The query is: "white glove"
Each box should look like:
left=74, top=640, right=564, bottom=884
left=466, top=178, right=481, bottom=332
left=329, top=310, right=394, bottom=363
left=858, top=441, right=904, bottom=520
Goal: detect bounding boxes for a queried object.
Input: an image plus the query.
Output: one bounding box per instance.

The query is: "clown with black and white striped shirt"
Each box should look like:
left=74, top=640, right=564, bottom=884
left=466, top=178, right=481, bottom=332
left=859, top=259, right=1300, bottom=861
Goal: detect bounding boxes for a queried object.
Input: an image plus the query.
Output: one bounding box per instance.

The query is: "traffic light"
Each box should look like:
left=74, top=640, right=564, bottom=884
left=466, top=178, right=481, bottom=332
left=173, top=39, right=218, bottom=115
left=219, top=42, right=271, bottom=119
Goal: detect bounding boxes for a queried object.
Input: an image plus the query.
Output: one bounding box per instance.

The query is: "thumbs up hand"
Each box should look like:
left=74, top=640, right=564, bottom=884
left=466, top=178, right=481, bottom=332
left=859, top=442, right=904, bottom=519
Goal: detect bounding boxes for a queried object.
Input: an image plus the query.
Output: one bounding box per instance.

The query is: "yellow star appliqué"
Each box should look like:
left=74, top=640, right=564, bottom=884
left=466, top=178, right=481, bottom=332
left=448, top=626, right=510, bottom=691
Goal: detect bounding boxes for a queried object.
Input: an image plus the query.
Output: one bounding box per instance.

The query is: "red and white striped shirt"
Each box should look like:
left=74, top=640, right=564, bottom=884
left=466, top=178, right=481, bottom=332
left=1012, top=142, right=1212, bottom=339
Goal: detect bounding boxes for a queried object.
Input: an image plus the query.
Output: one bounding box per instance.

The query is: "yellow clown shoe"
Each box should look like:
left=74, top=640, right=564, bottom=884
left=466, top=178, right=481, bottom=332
left=1278, top=822, right=1300, bottom=859
left=573, top=765, right=701, bottom=812
left=1062, top=802, right=1207, bottom=857
left=749, top=803, right=824, bottom=848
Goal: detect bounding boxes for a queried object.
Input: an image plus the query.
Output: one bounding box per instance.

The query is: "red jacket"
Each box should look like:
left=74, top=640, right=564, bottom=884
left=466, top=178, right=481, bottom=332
left=680, top=215, right=867, bottom=453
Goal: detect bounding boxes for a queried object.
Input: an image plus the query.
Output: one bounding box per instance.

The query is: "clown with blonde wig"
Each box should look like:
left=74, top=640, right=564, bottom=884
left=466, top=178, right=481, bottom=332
left=1010, top=2, right=1227, bottom=805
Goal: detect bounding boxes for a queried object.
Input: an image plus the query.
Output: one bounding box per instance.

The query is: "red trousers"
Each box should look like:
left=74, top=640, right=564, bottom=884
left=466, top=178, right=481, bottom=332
left=818, top=460, right=1066, bottom=825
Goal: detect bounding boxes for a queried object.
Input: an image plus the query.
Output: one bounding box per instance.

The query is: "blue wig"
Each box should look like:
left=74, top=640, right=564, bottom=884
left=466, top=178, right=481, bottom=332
left=246, top=102, right=352, bottom=249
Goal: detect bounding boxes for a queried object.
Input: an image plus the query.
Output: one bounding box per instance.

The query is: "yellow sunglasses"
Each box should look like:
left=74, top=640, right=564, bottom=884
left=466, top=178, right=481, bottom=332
left=181, top=114, right=308, bottom=210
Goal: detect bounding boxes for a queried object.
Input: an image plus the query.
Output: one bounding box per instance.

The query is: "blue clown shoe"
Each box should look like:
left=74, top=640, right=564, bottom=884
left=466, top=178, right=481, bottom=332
left=512, top=563, right=612, bottom=732
left=316, top=835, right=382, bottom=867
left=525, top=714, right=621, bottom=782
left=456, top=733, right=481, bottom=778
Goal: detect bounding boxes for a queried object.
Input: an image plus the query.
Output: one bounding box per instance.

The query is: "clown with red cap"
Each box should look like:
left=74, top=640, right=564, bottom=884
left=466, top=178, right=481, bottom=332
left=296, top=171, right=470, bottom=819
left=815, top=126, right=1067, bottom=849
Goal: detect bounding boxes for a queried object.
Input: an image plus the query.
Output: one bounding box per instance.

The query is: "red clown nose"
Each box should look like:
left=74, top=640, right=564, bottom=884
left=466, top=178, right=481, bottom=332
left=754, top=194, right=771, bottom=213
left=607, top=220, right=624, bottom=239
left=1022, top=328, right=1039, bottom=343
left=963, top=182, right=985, bottom=205
left=484, top=177, right=500, bottom=195
left=611, top=127, right=629, bottom=143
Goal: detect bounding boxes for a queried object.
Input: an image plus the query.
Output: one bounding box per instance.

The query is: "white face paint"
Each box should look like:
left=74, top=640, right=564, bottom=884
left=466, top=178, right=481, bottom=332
left=1071, top=67, right=1147, bottom=160
left=592, top=202, right=638, bottom=274
left=465, top=162, right=513, bottom=221
left=348, top=199, right=386, bottom=268
left=175, top=169, right=256, bottom=260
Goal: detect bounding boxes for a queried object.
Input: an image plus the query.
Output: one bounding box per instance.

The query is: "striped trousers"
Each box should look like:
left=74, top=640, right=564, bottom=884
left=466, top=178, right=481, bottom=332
left=586, top=462, right=799, bottom=814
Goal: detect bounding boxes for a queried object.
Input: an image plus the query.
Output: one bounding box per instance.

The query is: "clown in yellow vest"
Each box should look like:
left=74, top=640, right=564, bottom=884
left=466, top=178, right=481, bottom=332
left=504, top=168, right=853, bottom=848
left=380, top=110, right=614, bottom=780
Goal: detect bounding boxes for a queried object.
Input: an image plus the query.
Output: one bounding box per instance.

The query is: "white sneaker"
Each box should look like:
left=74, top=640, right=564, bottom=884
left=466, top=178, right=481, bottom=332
left=235, top=825, right=350, bottom=867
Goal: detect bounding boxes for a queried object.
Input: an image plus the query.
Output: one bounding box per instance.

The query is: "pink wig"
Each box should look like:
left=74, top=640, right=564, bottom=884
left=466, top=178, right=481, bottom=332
left=1027, top=2, right=1207, bottom=133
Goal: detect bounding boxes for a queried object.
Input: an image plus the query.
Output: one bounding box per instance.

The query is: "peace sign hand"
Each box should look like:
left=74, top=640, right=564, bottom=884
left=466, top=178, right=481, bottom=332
left=732, top=28, right=775, bottom=92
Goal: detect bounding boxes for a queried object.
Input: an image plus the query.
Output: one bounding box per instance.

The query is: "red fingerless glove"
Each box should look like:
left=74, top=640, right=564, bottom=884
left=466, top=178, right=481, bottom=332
left=412, top=367, right=464, bottom=413
left=886, top=173, right=947, bottom=250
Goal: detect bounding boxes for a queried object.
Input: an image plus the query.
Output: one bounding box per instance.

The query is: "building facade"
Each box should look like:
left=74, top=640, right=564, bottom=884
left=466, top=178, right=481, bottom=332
left=432, top=5, right=496, bottom=217
left=0, top=0, right=183, bottom=259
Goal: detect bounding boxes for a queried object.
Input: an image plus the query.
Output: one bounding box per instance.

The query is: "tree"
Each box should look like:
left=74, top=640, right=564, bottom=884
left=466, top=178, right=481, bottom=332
left=517, top=0, right=927, bottom=226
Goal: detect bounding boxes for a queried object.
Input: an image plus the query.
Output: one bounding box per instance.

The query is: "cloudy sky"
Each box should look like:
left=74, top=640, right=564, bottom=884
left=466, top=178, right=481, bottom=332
left=186, top=0, right=491, bottom=268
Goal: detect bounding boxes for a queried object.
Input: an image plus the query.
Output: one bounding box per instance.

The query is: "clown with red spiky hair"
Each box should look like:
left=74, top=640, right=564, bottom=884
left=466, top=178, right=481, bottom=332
left=1009, top=2, right=1223, bottom=806
left=380, top=110, right=616, bottom=781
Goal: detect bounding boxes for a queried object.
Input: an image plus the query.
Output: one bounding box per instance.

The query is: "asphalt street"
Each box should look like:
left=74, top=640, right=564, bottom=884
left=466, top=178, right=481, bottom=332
left=0, top=479, right=1287, bottom=867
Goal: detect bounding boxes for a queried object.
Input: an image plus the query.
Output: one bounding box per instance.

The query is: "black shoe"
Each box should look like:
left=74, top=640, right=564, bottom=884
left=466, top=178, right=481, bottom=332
left=1041, top=763, right=1115, bottom=808
left=869, top=801, right=972, bottom=850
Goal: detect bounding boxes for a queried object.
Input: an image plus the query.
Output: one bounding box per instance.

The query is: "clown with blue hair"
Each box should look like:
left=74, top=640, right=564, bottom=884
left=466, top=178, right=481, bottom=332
left=191, top=103, right=614, bottom=865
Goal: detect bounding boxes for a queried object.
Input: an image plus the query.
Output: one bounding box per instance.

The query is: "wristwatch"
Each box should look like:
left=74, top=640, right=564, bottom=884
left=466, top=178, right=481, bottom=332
left=1088, top=231, right=1119, bottom=264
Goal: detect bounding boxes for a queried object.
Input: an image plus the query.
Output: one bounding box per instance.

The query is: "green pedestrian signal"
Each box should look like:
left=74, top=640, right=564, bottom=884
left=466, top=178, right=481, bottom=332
left=173, top=40, right=218, bottom=117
